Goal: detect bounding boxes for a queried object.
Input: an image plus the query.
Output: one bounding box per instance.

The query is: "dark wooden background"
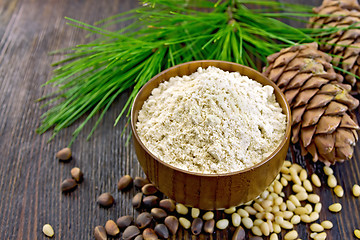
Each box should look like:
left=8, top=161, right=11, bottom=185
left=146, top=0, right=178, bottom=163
left=0, top=0, right=359, bottom=239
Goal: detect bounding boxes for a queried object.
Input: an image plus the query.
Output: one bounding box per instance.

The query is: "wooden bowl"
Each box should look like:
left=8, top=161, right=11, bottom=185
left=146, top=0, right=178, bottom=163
left=131, top=60, right=291, bottom=210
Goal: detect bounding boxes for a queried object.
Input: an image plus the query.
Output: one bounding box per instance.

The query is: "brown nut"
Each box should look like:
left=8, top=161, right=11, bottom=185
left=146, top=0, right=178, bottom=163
left=151, top=208, right=167, bottom=220
left=134, top=235, right=144, bottom=240
left=94, top=225, right=107, bottom=240
left=60, top=178, right=77, bottom=192
left=70, top=167, right=83, bottom=182
left=164, top=216, right=179, bottom=235
left=56, top=147, right=72, bottom=161
left=132, top=192, right=143, bottom=209
left=204, top=219, right=215, bottom=234
left=154, top=224, right=169, bottom=239
left=136, top=212, right=153, bottom=229
left=123, top=225, right=140, bottom=240
left=117, top=175, right=133, bottom=191
left=105, top=220, right=119, bottom=236
left=116, top=215, right=133, bottom=230
left=159, top=199, right=176, bottom=212
left=142, top=184, right=158, bottom=195
left=232, top=226, right=246, bottom=240
left=97, top=192, right=114, bottom=208
left=191, top=218, right=203, bottom=236
left=134, top=177, right=150, bottom=188
left=142, top=195, right=159, bottom=208
left=142, top=228, right=158, bottom=240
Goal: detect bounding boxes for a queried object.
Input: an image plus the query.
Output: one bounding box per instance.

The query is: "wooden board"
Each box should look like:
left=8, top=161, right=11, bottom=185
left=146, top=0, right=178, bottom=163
left=0, top=0, right=359, bottom=239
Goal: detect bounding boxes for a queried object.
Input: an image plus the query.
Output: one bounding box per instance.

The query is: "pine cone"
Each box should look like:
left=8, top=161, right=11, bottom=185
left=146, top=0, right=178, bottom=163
left=263, top=42, right=359, bottom=165
left=308, top=0, right=360, bottom=94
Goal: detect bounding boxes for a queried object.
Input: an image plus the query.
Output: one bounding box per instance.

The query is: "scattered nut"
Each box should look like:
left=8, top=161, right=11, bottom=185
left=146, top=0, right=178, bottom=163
left=60, top=178, right=77, bottom=192
left=159, top=199, right=175, bottom=212
left=142, top=195, right=159, bottom=208
left=176, top=203, right=188, bottom=215
left=191, top=218, right=203, bottom=235
left=191, top=207, right=200, bottom=218
left=117, top=175, right=133, bottom=191
left=203, top=219, right=215, bottom=234
left=151, top=207, right=167, bottom=220
left=56, top=147, right=71, bottom=161
left=334, top=185, right=344, bottom=197
left=179, top=217, right=191, bottom=229
left=320, top=220, right=333, bottom=230
left=134, top=177, right=149, bottom=188
left=97, top=192, right=114, bottom=207
left=354, top=229, right=360, bottom=239
left=94, top=225, right=107, bottom=240
left=232, top=226, right=245, bottom=240
left=132, top=192, right=143, bottom=209
left=353, top=184, right=360, bottom=197
left=328, top=203, right=342, bottom=213
left=70, top=167, right=83, bottom=182
left=42, top=224, right=54, bottom=238
left=105, top=220, right=120, bottom=236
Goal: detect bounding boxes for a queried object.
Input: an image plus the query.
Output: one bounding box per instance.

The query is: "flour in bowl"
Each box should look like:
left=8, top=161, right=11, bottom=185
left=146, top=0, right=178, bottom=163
left=136, top=66, right=287, bottom=174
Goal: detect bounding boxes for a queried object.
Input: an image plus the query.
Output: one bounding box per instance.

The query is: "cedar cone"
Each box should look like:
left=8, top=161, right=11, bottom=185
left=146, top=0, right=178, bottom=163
left=263, top=42, right=359, bottom=165
left=308, top=0, right=360, bottom=94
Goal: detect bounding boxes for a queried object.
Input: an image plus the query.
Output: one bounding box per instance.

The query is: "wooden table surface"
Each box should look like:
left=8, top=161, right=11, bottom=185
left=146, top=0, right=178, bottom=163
left=0, top=0, right=359, bottom=239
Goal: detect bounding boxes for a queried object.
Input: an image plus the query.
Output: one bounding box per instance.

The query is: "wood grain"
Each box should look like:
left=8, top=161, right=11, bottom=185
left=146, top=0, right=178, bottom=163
left=0, top=0, right=359, bottom=239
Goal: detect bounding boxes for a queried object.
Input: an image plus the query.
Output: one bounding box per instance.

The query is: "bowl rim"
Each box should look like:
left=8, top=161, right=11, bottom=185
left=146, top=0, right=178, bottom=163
left=131, top=60, right=291, bottom=177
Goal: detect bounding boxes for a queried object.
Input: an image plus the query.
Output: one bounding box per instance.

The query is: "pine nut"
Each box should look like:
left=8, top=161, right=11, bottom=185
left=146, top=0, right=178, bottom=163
left=314, top=232, right=326, bottom=240
left=179, top=217, right=191, bottom=229
left=290, top=215, right=301, bottom=225
left=275, top=216, right=284, bottom=225
left=176, top=203, right=188, bottom=215
left=202, top=211, right=214, bottom=220
left=334, top=185, right=344, bottom=197
left=328, top=203, right=342, bottom=213
left=224, top=206, right=236, bottom=214
left=303, top=179, right=313, bottom=192
left=251, top=226, right=263, bottom=236
left=280, top=202, right=287, bottom=211
left=244, top=206, right=257, bottom=215
left=354, top=229, right=360, bottom=239
left=283, top=174, right=292, bottom=181
left=304, top=204, right=313, bottom=214
left=353, top=184, right=360, bottom=197
left=253, top=203, right=264, bottom=212
left=323, top=166, right=333, bottom=176
left=295, top=191, right=308, bottom=201
left=232, top=213, right=241, bottom=227
left=273, top=223, right=281, bottom=233
left=292, top=184, right=306, bottom=193
left=274, top=180, right=283, bottom=194
left=308, top=194, right=320, bottom=204
left=43, top=224, right=55, bottom=238
left=267, top=219, right=273, bottom=233
left=291, top=163, right=302, bottom=173
left=280, top=220, right=293, bottom=229
left=255, top=212, right=265, bottom=220
left=261, top=190, right=270, bottom=199
left=314, top=203, right=322, bottom=213
left=284, top=230, right=298, bottom=240
left=260, top=222, right=270, bottom=236
left=270, top=232, right=279, bottom=240
left=254, top=219, right=264, bottom=226
left=281, top=166, right=290, bottom=174
left=274, top=197, right=283, bottom=206
left=242, top=217, right=253, bottom=229
left=309, top=212, right=319, bottom=222
left=286, top=200, right=296, bottom=211
left=261, top=200, right=273, bottom=209
left=310, top=232, right=318, bottom=239
left=191, top=208, right=200, bottom=218
left=311, top=174, right=321, bottom=187
left=300, top=214, right=311, bottom=223
left=237, top=208, right=249, bottom=218
left=265, top=212, right=274, bottom=221
left=310, top=223, right=324, bottom=232
left=321, top=220, right=333, bottom=229
left=299, top=169, right=307, bottom=181
left=284, top=160, right=292, bottom=167
left=216, top=219, right=229, bottom=230
left=272, top=205, right=280, bottom=213
left=289, top=195, right=301, bottom=207
left=283, top=211, right=294, bottom=219
left=281, top=177, right=288, bottom=186
left=294, top=207, right=308, bottom=215
left=327, top=175, right=337, bottom=188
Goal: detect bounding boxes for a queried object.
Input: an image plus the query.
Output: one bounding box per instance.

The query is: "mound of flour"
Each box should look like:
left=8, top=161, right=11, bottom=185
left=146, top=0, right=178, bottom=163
left=136, top=66, right=287, bottom=174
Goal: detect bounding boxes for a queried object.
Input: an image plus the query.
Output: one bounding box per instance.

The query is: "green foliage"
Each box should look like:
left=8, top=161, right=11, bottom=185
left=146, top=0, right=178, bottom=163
left=37, top=0, right=328, bottom=144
